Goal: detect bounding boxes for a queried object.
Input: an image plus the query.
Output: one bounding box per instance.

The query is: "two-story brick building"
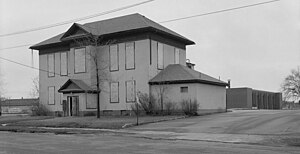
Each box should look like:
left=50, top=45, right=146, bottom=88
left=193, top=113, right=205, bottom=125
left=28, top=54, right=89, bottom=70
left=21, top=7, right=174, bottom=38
left=30, top=13, right=228, bottom=116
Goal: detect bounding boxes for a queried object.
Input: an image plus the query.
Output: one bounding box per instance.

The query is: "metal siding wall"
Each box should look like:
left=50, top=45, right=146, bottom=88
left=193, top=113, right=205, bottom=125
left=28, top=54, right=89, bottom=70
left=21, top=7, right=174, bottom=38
left=226, top=88, right=250, bottom=109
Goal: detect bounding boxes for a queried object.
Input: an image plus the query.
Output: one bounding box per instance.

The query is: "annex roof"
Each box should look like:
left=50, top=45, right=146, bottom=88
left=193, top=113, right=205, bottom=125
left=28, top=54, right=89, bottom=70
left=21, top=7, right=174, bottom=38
left=149, top=64, right=228, bottom=87
left=30, top=13, right=194, bottom=50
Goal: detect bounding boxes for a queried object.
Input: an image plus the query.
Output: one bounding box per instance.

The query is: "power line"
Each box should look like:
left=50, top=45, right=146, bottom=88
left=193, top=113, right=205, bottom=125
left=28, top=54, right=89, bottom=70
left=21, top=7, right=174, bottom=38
left=0, top=0, right=154, bottom=37
left=159, top=0, right=280, bottom=23
left=0, top=44, right=32, bottom=51
left=0, top=56, right=59, bottom=75
left=0, top=0, right=280, bottom=51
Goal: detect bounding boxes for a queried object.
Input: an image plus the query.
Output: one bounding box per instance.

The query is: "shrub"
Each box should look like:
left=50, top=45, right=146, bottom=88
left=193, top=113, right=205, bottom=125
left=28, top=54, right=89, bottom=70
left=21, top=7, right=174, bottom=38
left=181, top=99, right=199, bottom=116
left=130, top=103, right=142, bottom=116
left=137, top=92, right=159, bottom=115
left=31, top=103, right=50, bottom=116
left=164, top=102, right=176, bottom=115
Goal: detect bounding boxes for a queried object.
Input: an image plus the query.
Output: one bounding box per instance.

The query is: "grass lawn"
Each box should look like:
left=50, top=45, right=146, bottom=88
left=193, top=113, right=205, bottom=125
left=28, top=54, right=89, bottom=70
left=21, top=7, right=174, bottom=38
left=0, top=115, right=54, bottom=124
left=7, top=115, right=185, bottom=129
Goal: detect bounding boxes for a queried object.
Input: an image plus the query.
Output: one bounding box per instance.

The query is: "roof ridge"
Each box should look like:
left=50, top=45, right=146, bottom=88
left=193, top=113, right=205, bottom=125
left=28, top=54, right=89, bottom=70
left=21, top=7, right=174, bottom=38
left=84, top=13, right=140, bottom=26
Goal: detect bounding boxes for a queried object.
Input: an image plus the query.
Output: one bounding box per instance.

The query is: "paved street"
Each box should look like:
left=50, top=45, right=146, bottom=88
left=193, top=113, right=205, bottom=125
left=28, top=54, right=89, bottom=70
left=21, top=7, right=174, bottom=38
left=130, top=110, right=300, bottom=135
left=0, top=131, right=299, bottom=154
left=128, top=110, right=300, bottom=145
left=0, top=110, right=300, bottom=153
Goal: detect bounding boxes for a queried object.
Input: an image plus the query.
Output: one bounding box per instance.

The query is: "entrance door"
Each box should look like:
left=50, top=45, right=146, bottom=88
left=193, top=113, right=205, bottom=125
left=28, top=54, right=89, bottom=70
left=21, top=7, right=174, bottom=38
left=67, top=96, right=79, bottom=116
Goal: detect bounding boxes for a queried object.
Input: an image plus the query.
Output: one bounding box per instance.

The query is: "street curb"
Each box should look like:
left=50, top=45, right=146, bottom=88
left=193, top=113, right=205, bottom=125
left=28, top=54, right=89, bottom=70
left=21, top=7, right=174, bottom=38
left=122, top=115, right=189, bottom=128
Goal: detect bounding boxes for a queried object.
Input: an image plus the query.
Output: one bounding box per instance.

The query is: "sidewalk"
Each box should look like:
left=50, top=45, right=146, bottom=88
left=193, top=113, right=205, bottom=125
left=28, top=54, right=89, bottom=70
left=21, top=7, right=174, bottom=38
left=0, top=115, right=186, bottom=133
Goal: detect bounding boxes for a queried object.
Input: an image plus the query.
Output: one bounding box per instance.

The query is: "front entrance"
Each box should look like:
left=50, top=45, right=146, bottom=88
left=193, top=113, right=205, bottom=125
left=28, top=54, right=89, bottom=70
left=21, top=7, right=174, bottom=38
left=67, top=96, right=79, bottom=116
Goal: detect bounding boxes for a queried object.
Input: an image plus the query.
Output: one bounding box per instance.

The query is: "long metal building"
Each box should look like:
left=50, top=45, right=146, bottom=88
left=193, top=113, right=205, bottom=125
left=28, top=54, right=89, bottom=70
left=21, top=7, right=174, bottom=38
left=226, top=87, right=282, bottom=109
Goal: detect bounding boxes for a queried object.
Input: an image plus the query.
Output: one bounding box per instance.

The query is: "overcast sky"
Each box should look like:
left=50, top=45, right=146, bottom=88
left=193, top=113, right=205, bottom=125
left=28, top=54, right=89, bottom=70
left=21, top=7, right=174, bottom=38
left=0, top=0, right=299, bottom=98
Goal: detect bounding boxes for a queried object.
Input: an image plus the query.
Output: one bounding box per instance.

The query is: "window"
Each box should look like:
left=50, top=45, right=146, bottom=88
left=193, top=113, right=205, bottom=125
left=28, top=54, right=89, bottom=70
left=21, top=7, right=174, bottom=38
left=47, top=54, right=55, bottom=77
left=180, top=87, right=188, bottom=93
left=110, top=82, right=119, bottom=103
left=157, top=42, right=164, bottom=69
left=48, top=86, right=55, bottom=105
left=74, top=47, right=86, bottom=73
left=86, top=94, right=97, bottom=109
left=126, top=80, right=136, bottom=102
left=125, top=42, right=135, bottom=70
left=109, top=45, right=119, bottom=71
left=60, top=52, right=68, bottom=76
left=174, top=48, right=180, bottom=64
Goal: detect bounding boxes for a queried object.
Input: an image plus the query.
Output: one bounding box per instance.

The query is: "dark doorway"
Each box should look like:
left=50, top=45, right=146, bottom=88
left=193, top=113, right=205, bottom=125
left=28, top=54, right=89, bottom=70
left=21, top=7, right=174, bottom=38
left=67, top=96, right=79, bottom=116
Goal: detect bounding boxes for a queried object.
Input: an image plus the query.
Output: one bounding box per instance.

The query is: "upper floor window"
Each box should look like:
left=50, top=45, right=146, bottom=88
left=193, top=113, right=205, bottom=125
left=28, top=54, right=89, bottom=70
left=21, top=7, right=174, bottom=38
left=60, top=52, right=68, bottom=76
left=125, top=42, right=135, bottom=70
left=47, top=54, right=55, bottom=77
left=109, top=44, right=119, bottom=71
left=74, top=47, right=86, bottom=73
left=174, top=48, right=180, bottom=64
left=157, top=42, right=164, bottom=69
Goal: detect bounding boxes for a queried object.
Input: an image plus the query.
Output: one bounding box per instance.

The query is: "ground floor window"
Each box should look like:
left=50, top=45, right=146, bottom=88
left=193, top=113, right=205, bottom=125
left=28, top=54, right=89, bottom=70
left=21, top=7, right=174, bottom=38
left=86, top=94, right=97, bottom=109
left=110, top=82, right=119, bottom=103
left=48, top=86, right=55, bottom=105
left=126, top=80, right=136, bottom=102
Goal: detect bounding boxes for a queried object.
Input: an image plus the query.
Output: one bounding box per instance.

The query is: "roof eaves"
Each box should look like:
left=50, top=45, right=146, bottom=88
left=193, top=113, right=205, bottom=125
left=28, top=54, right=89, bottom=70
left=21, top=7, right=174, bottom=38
left=149, top=79, right=228, bottom=87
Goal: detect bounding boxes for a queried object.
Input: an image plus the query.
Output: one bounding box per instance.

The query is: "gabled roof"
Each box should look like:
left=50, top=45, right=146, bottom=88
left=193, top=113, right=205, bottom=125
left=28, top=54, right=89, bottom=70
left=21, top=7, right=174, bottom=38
left=30, top=13, right=194, bottom=50
left=149, top=64, right=228, bottom=87
left=58, top=79, right=98, bottom=93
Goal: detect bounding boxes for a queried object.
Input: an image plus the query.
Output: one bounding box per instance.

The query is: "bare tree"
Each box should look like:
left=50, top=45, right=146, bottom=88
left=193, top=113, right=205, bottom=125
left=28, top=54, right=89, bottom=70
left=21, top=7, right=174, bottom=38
left=281, top=66, right=300, bottom=102
left=0, top=67, right=3, bottom=115
left=0, top=67, right=4, bottom=100
left=72, top=30, right=114, bottom=118
left=29, top=76, right=39, bottom=98
left=153, top=69, right=169, bottom=114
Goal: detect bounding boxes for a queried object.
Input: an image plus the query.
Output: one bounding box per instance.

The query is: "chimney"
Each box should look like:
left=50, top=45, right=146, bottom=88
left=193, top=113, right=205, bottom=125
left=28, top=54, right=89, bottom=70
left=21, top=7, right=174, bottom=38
left=227, top=79, right=231, bottom=88
left=186, top=59, right=195, bottom=70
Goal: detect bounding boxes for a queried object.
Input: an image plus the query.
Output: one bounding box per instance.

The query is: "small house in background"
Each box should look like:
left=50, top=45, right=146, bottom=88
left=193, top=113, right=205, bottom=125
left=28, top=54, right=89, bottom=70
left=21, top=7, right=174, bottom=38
left=1, top=98, right=39, bottom=114
left=226, top=88, right=282, bottom=110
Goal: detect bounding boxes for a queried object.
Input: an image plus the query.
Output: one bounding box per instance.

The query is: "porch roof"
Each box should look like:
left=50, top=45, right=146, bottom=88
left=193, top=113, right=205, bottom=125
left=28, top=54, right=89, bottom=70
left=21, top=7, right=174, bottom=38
left=58, top=79, right=99, bottom=93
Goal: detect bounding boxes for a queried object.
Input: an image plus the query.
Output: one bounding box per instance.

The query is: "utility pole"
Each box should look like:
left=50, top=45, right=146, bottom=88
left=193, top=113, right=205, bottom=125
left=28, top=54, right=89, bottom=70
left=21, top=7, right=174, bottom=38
left=136, top=94, right=140, bottom=125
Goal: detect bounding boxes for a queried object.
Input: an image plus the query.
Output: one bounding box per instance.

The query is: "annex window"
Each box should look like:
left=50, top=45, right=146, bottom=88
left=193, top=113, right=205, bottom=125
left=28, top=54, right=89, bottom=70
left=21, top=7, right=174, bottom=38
left=60, top=52, right=68, bottom=76
left=74, top=47, right=86, bottom=73
left=110, top=82, right=119, bottom=103
left=180, top=87, right=188, bottom=93
left=125, top=42, right=135, bottom=70
left=174, top=48, right=180, bottom=64
left=157, top=42, right=164, bottom=69
left=109, top=45, right=119, bottom=71
left=48, top=86, right=55, bottom=105
left=126, top=80, right=136, bottom=102
left=47, top=54, right=55, bottom=77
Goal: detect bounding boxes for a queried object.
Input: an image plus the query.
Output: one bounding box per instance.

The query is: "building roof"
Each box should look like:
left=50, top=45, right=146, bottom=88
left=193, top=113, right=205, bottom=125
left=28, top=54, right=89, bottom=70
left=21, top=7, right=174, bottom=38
left=149, top=64, right=228, bottom=86
left=58, top=79, right=98, bottom=93
left=30, top=13, right=195, bottom=50
left=1, top=98, right=39, bottom=106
